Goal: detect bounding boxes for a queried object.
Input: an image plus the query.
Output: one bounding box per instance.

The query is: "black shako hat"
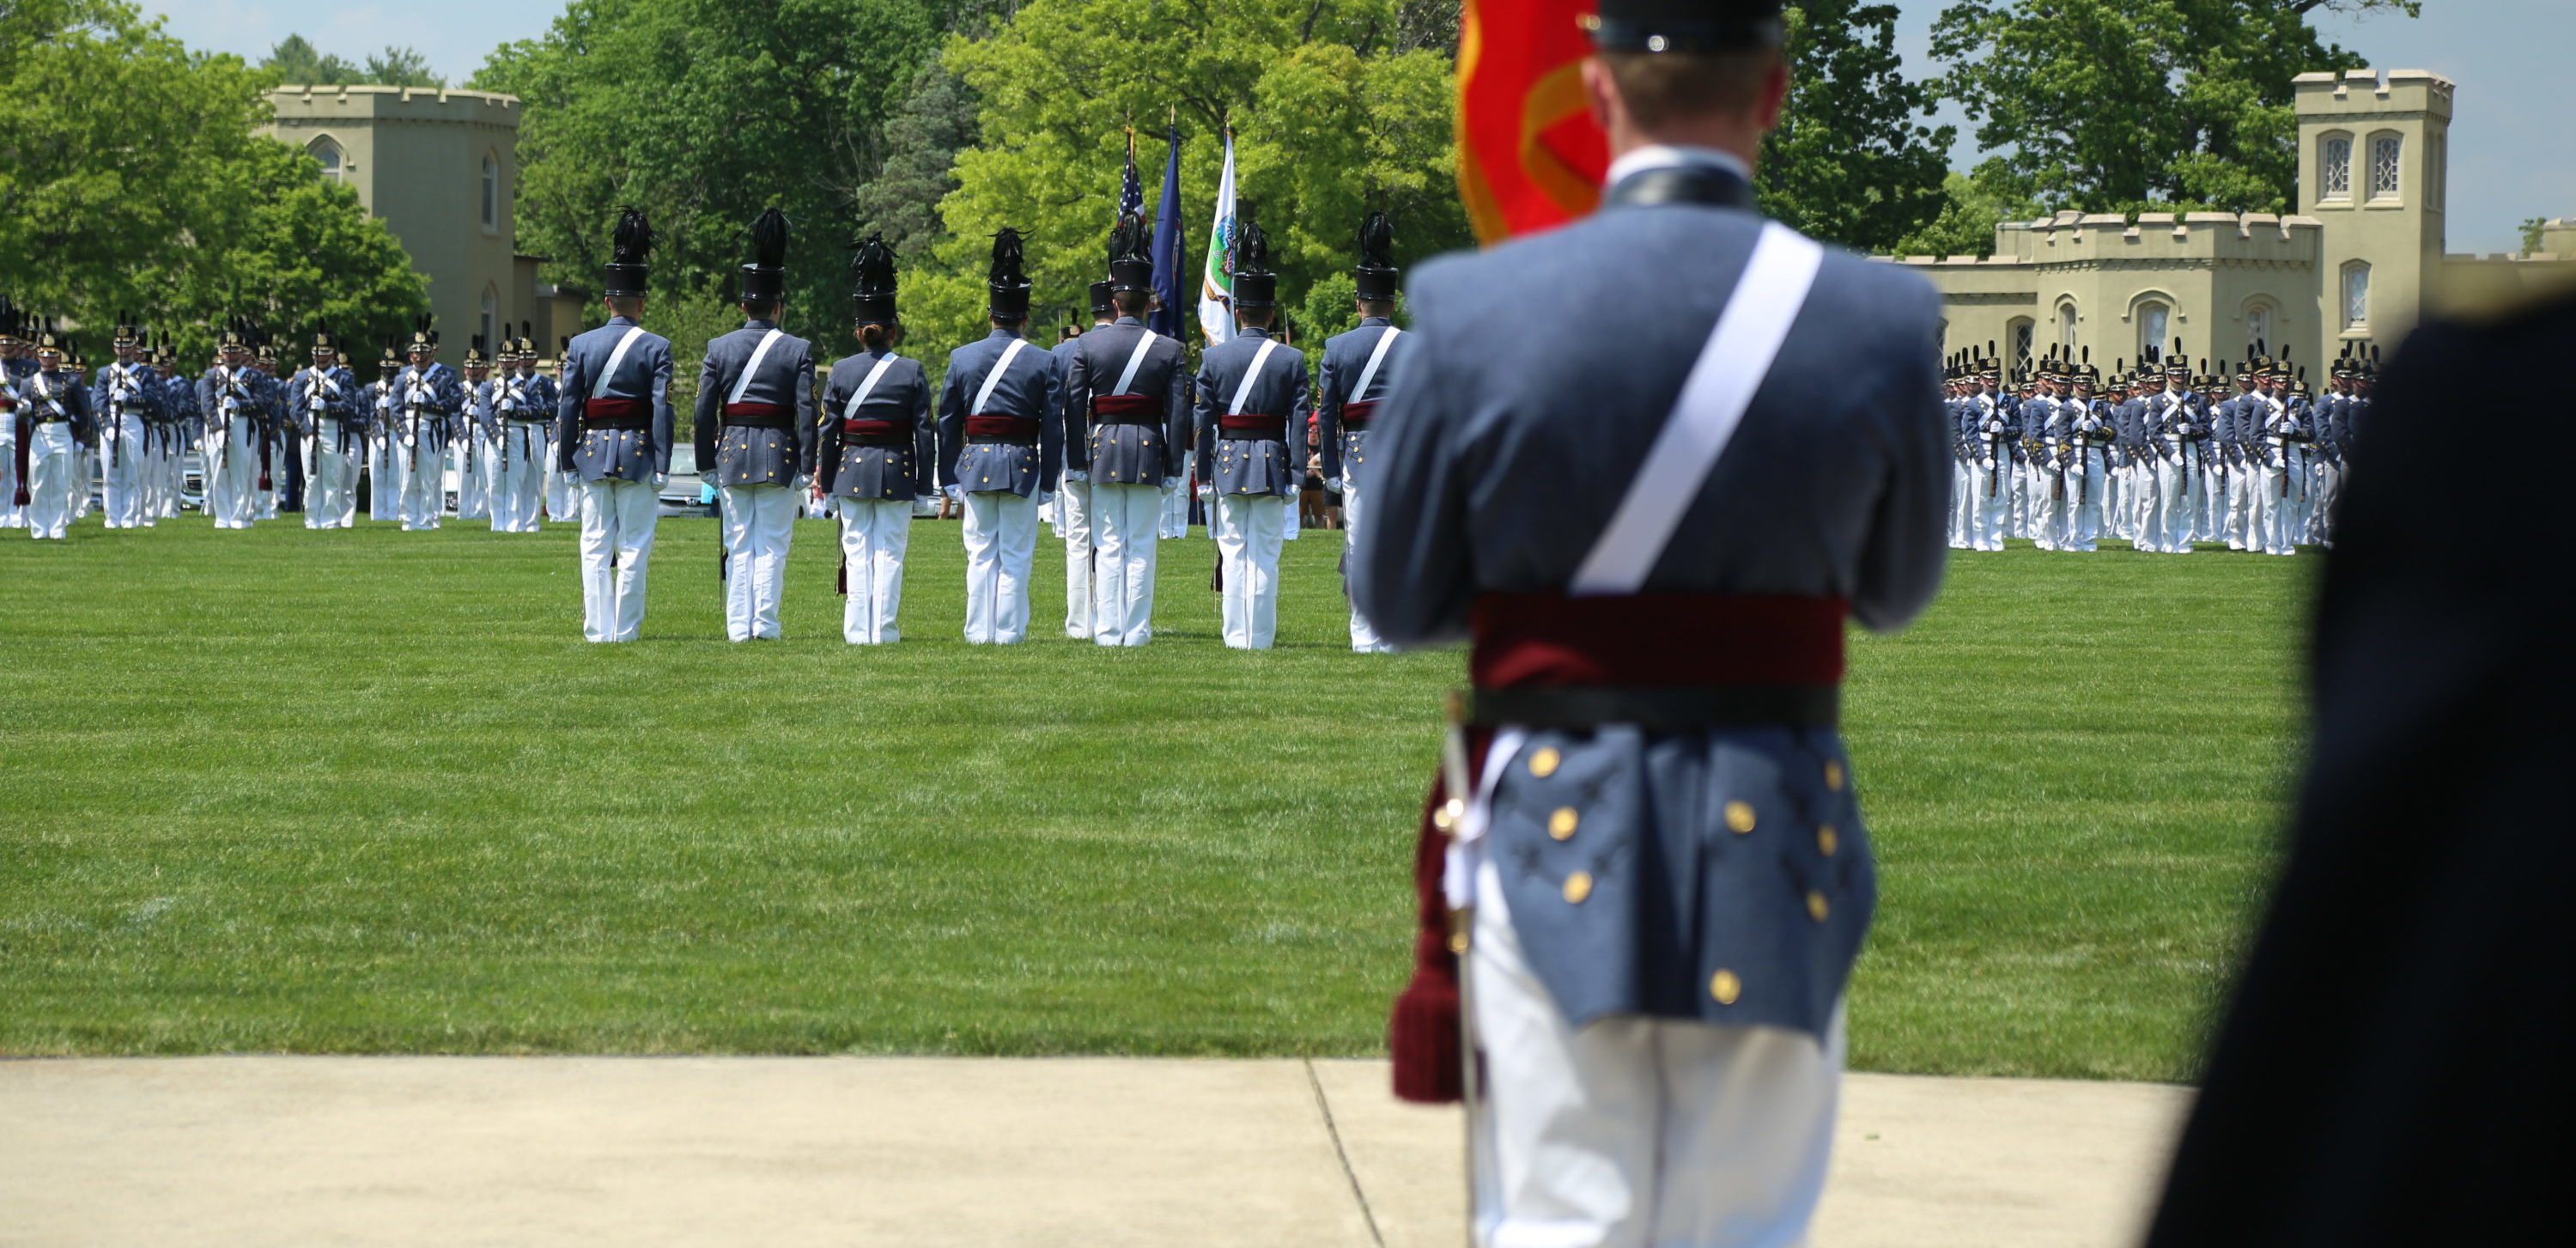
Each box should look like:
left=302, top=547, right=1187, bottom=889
left=1583, top=0, right=1787, bottom=53
left=605, top=207, right=656, bottom=299
left=1354, top=211, right=1399, bottom=302
left=851, top=233, right=900, bottom=325
left=1088, top=280, right=1115, bottom=315
left=987, top=228, right=1033, bottom=320
left=739, top=207, right=789, bottom=306
left=1108, top=213, right=1155, bottom=294
left=1231, top=203, right=1277, bottom=310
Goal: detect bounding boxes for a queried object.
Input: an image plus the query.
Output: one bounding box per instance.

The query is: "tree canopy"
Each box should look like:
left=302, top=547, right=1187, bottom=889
left=0, top=0, right=428, bottom=361
left=261, top=34, right=447, bottom=88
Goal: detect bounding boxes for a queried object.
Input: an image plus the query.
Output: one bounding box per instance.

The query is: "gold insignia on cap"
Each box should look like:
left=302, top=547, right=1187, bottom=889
left=1726, top=801, right=1756, bottom=834
left=1825, top=760, right=1845, bottom=792
left=1528, top=747, right=1560, bottom=779
left=1817, top=825, right=1838, bottom=856
left=1562, top=871, right=1593, bottom=905
left=1711, top=969, right=1741, bottom=1005
left=1807, top=891, right=1830, bottom=922
left=1548, top=808, right=1578, bottom=841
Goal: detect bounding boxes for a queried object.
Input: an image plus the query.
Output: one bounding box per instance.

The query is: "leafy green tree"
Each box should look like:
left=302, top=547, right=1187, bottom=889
left=1759, top=2, right=1952, bottom=253
left=908, top=0, right=1468, bottom=382
left=1891, top=162, right=2047, bottom=258
left=851, top=56, right=980, bottom=262
left=2521, top=217, right=2549, bottom=256
left=360, top=46, right=442, bottom=88
left=261, top=34, right=362, bottom=86
left=1930, top=0, right=2421, bottom=216
left=0, top=1, right=426, bottom=360
left=471, top=0, right=941, bottom=338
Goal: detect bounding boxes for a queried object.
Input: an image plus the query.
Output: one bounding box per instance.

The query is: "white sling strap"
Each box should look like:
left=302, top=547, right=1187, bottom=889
left=840, top=354, right=901, bottom=422
left=1349, top=326, right=1403, bottom=402
left=1112, top=330, right=1157, bottom=394
left=1227, top=338, right=1281, bottom=416
left=973, top=338, right=1030, bottom=413
left=1570, top=222, right=1826, bottom=596
left=592, top=326, right=649, bottom=400
left=726, top=327, right=787, bottom=405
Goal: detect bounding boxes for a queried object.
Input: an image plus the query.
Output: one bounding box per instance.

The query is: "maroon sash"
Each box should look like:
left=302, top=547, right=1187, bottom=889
left=965, top=414, right=1040, bottom=441
left=1339, top=399, right=1379, bottom=429
left=583, top=397, right=649, bottom=425
left=1091, top=393, right=1163, bottom=421
left=1218, top=413, right=1287, bottom=441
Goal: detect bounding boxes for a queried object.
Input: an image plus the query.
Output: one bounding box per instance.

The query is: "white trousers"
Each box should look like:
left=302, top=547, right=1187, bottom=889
left=1966, top=460, right=2005, bottom=551
left=134, top=430, right=164, bottom=524
left=961, top=489, right=1037, bottom=645
left=490, top=424, right=548, bottom=533
left=1279, top=467, right=1301, bottom=543
left=2281, top=450, right=2312, bottom=547
left=543, top=432, right=575, bottom=520
left=2099, top=460, right=2121, bottom=539
left=305, top=421, right=361, bottom=529
left=2026, top=462, right=2063, bottom=551
left=720, top=484, right=797, bottom=642
left=1341, top=475, right=1388, bottom=652
left=1470, top=860, right=1842, bottom=1248
left=1213, top=491, right=1286, bottom=650
left=2, top=430, right=26, bottom=529
left=74, top=444, right=95, bottom=518
left=368, top=433, right=399, bottom=521
left=1091, top=483, right=1161, bottom=647
left=2063, top=453, right=2104, bottom=551
left=837, top=498, right=911, bottom=644
left=1158, top=463, right=1189, bottom=539
left=577, top=478, right=659, bottom=642
left=1060, top=474, right=1096, bottom=639
left=96, top=416, right=145, bottom=529
left=205, top=417, right=261, bottom=530
left=2255, top=461, right=2301, bottom=556
left=398, top=437, right=443, bottom=530
left=454, top=433, right=489, bottom=520
left=1946, top=461, right=1968, bottom=549
left=2312, top=459, right=2341, bottom=545
left=24, top=423, right=80, bottom=539
left=2151, top=456, right=2196, bottom=554
left=2225, top=460, right=2256, bottom=549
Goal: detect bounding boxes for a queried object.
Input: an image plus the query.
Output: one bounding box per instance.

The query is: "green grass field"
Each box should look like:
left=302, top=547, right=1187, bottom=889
left=0, top=512, right=2312, bottom=1080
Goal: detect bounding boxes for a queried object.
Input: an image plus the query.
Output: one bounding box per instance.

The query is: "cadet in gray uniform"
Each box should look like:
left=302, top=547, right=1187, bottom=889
left=17, top=326, right=94, bottom=539
left=1363, top=3, right=1947, bottom=1240
left=1193, top=212, right=1309, bottom=651
left=197, top=323, right=276, bottom=531
left=92, top=319, right=160, bottom=530
left=1316, top=211, right=1412, bottom=652
left=490, top=330, right=554, bottom=533
left=1062, top=216, right=1191, bottom=647
left=393, top=324, right=462, bottom=532
left=555, top=209, right=677, bottom=643
left=289, top=328, right=363, bottom=529
left=0, top=308, right=23, bottom=530
left=1054, top=283, right=1114, bottom=640
left=938, top=228, right=1062, bottom=645
left=815, top=234, right=933, bottom=645
left=696, top=209, right=817, bottom=643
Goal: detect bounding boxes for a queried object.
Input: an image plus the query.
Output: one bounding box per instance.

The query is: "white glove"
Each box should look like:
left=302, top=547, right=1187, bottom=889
left=945, top=484, right=963, bottom=503
left=1159, top=477, right=1181, bottom=491
left=558, top=470, right=580, bottom=488
left=1038, top=491, right=1056, bottom=509
left=1979, top=458, right=1995, bottom=471
left=651, top=472, right=669, bottom=490
left=788, top=474, right=809, bottom=494
left=1066, top=470, right=1087, bottom=484
left=1324, top=478, right=1344, bottom=495
left=1196, top=485, right=1216, bottom=504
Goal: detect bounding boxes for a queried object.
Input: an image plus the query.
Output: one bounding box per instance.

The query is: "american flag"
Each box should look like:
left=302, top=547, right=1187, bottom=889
left=1118, top=129, right=1145, bottom=222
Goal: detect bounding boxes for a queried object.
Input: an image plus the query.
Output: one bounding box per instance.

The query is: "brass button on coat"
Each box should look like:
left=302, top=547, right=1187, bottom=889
left=1562, top=871, right=1594, bottom=904
left=1825, top=760, right=1845, bottom=792
left=1528, top=747, right=1561, bottom=779
left=1807, top=890, right=1830, bottom=922
left=1548, top=808, right=1579, bottom=841
left=1725, top=801, right=1757, bottom=834
left=1711, top=969, right=1741, bottom=1005
left=1818, top=825, right=1838, bottom=856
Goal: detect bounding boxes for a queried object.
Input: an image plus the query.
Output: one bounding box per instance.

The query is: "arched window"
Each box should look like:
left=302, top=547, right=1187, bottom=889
left=2056, top=301, right=2078, bottom=355
left=2005, top=318, right=2034, bottom=380
left=309, top=137, right=345, bottom=184
left=2368, top=132, right=2403, bottom=201
left=2342, top=263, right=2371, bottom=330
left=480, top=154, right=501, bottom=230
left=2245, top=302, right=2275, bottom=356
left=2135, top=301, right=2171, bottom=363
left=479, top=288, right=499, bottom=357
left=2318, top=134, right=2352, bottom=201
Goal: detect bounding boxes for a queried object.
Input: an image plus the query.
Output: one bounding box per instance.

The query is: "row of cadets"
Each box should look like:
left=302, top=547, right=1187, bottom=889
left=697, top=207, right=817, bottom=643
left=814, top=233, right=935, bottom=645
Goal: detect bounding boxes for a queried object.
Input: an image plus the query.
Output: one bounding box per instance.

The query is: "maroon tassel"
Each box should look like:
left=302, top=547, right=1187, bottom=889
left=257, top=430, right=273, bottom=491
left=835, top=552, right=848, bottom=597
left=1389, top=777, right=1464, bottom=1105
left=9, top=409, right=27, bottom=508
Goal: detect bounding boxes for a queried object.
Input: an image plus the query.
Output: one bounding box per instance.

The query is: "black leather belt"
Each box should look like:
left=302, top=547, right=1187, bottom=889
left=1461, top=685, right=1840, bottom=733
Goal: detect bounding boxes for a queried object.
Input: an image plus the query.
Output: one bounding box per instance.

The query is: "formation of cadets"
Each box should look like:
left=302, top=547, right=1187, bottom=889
left=1944, top=338, right=2371, bottom=556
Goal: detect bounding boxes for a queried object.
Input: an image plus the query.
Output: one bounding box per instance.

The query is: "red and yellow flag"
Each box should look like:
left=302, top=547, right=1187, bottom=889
left=1456, top=0, right=1610, bottom=246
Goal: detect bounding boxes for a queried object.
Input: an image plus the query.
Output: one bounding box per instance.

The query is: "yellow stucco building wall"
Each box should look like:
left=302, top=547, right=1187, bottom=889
left=1891, top=68, right=2573, bottom=382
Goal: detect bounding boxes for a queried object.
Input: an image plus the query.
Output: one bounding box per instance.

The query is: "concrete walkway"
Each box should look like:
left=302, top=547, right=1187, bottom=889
left=0, top=1058, right=2188, bottom=1247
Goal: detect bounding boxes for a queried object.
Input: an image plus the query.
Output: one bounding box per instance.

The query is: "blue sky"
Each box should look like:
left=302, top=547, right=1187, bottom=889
left=141, top=0, right=2566, bottom=253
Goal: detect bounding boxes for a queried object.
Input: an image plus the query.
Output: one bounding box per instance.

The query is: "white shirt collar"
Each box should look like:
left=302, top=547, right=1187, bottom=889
left=1605, top=144, right=1753, bottom=190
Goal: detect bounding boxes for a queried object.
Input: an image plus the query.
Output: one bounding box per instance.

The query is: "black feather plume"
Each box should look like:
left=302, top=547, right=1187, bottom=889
left=1233, top=202, right=1270, bottom=273
left=1109, top=213, right=1149, bottom=269
left=989, top=228, right=1029, bottom=285
left=748, top=207, right=789, bottom=268
left=1358, top=212, right=1394, bottom=269
left=611, top=207, right=657, bottom=265
left=851, top=233, right=898, bottom=291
